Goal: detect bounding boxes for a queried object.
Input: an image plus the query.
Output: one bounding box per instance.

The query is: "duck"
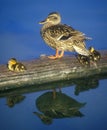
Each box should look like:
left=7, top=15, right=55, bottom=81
left=7, top=58, right=26, bottom=72
left=39, top=12, right=91, bottom=59
left=89, top=46, right=101, bottom=62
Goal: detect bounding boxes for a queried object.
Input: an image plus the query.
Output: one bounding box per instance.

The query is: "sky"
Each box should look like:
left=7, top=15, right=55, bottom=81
left=0, top=0, right=107, bottom=63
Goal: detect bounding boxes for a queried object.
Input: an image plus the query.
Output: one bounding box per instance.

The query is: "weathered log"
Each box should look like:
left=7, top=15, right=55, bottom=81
left=0, top=73, right=107, bottom=97
left=0, top=50, right=107, bottom=91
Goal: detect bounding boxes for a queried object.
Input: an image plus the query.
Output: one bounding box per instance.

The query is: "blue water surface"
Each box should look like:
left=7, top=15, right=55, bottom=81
left=0, top=77, right=107, bottom=130
left=0, top=0, right=107, bottom=130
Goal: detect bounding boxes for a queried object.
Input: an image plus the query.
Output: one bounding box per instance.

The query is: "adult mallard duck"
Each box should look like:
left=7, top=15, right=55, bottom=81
left=39, top=12, right=91, bottom=59
left=7, top=58, right=26, bottom=72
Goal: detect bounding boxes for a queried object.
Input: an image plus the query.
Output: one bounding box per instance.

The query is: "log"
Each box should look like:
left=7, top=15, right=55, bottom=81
left=0, top=73, right=107, bottom=98
left=0, top=50, right=107, bottom=91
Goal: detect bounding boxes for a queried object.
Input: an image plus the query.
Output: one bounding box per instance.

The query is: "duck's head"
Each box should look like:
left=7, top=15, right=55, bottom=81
left=8, top=58, right=17, bottom=65
left=39, top=12, right=61, bottom=25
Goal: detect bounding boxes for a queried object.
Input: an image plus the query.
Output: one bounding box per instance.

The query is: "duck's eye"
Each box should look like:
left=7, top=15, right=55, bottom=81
left=54, top=17, right=58, bottom=20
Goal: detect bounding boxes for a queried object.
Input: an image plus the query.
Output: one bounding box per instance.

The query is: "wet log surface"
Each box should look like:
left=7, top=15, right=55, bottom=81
left=0, top=50, right=107, bottom=92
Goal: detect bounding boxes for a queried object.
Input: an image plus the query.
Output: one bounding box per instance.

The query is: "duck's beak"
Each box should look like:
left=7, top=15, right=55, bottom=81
left=39, top=18, right=48, bottom=24
left=39, top=20, right=46, bottom=24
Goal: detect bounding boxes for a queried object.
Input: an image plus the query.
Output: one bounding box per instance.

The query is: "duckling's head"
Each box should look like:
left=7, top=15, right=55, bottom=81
left=89, top=47, right=95, bottom=53
left=15, top=63, right=26, bottom=72
left=8, top=58, right=17, bottom=65
left=39, top=12, right=61, bottom=25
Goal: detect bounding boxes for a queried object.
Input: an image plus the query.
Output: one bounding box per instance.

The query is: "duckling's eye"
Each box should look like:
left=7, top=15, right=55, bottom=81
left=21, top=66, right=24, bottom=69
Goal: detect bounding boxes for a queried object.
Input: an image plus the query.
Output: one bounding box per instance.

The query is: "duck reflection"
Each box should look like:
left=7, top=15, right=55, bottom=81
left=74, top=76, right=99, bottom=95
left=34, top=90, right=86, bottom=125
left=6, top=95, right=25, bottom=107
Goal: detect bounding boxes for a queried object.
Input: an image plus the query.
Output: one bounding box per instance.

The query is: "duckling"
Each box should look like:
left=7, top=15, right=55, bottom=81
left=39, top=12, right=91, bottom=59
left=77, top=54, right=90, bottom=66
left=7, top=58, right=26, bottom=72
left=77, top=46, right=101, bottom=66
left=89, top=47, right=101, bottom=62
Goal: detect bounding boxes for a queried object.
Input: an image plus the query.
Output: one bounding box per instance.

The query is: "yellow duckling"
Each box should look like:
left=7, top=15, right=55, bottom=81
left=7, top=58, right=26, bottom=72
left=89, top=47, right=101, bottom=61
left=39, top=12, right=91, bottom=59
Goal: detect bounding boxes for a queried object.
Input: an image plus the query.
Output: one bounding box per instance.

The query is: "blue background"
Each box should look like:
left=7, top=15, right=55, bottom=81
left=0, top=0, right=107, bottom=64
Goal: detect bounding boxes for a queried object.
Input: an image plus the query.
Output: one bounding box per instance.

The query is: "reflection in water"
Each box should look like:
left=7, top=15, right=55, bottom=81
left=0, top=74, right=107, bottom=126
left=34, top=91, right=86, bottom=125
left=6, top=95, right=25, bottom=107
left=74, top=76, right=99, bottom=95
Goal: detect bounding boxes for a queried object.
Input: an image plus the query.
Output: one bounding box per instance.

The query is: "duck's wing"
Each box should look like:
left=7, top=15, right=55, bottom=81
left=47, top=24, right=88, bottom=42
left=46, top=24, right=73, bottom=39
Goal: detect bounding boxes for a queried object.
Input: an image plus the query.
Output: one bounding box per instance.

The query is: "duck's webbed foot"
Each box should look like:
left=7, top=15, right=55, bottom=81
left=48, top=49, right=64, bottom=59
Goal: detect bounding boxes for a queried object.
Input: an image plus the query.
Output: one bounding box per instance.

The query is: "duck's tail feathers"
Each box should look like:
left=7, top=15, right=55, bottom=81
left=73, top=45, right=90, bottom=56
left=85, top=36, right=92, bottom=40
left=82, top=33, right=92, bottom=40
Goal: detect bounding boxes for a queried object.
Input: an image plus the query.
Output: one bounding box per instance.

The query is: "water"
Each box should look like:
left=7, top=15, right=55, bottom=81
left=0, top=75, right=107, bottom=130
left=0, top=0, right=107, bottom=130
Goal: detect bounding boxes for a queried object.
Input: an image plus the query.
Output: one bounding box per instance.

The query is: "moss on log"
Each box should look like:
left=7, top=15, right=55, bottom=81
left=0, top=50, right=107, bottom=91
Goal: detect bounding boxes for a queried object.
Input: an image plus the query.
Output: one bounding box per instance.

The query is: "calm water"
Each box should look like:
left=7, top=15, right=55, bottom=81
left=0, top=75, right=107, bottom=130
left=0, top=0, right=107, bottom=130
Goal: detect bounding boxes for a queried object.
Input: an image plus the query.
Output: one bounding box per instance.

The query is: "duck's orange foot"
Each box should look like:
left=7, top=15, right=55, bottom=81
left=48, top=55, right=59, bottom=59
left=48, top=50, right=64, bottom=59
left=48, top=54, right=64, bottom=59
